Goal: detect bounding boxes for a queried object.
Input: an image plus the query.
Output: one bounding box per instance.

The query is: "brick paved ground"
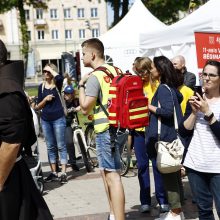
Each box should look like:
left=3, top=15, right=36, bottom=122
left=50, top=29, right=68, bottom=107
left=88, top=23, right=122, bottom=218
left=37, top=137, right=218, bottom=220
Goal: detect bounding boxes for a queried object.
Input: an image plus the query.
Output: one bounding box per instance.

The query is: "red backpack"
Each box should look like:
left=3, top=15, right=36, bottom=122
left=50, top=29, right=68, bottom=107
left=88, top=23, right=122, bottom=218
left=96, top=66, right=149, bottom=129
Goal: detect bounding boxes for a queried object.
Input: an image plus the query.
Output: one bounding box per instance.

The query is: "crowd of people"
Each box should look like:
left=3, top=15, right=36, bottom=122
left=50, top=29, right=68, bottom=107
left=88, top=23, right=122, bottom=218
left=0, top=37, right=220, bottom=220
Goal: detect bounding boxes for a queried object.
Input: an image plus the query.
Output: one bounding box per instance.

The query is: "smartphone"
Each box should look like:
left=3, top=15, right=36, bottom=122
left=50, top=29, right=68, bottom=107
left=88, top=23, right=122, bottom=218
left=194, top=86, right=203, bottom=97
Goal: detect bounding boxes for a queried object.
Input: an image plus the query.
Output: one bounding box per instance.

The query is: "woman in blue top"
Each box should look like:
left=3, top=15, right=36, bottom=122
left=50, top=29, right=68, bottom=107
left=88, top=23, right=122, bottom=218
left=36, top=63, right=68, bottom=184
left=146, top=56, right=184, bottom=220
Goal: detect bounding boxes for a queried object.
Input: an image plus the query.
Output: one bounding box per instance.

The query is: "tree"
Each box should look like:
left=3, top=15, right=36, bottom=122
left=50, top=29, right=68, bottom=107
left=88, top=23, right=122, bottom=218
left=105, top=0, right=130, bottom=26
left=107, top=0, right=206, bottom=27
left=142, top=0, right=189, bottom=24
left=106, top=0, right=121, bottom=26
left=121, top=0, right=129, bottom=20
left=0, top=0, right=47, bottom=67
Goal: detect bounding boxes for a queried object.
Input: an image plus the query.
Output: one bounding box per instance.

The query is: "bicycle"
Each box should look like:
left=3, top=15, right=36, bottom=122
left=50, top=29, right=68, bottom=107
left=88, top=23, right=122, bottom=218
left=84, top=121, right=131, bottom=176
left=70, top=111, right=92, bottom=173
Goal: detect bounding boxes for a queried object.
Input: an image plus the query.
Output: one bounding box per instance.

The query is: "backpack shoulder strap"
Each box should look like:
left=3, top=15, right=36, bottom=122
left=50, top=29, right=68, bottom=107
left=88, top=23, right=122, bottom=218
left=41, top=82, right=45, bottom=93
left=95, top=66, right=122, bottom=80
left=94, top=66, right=120, bottom=118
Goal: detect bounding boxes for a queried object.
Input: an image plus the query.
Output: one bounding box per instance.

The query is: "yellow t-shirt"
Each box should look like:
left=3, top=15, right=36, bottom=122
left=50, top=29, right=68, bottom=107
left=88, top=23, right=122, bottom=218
left=179, top=85, right=194, bottom=115
left=143, top=81, right=159, bottom=104
left=136, top=80, right=159, bottom=132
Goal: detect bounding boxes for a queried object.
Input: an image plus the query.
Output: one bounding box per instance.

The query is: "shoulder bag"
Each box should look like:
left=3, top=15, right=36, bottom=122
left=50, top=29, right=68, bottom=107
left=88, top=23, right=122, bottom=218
left=155, top=85, right=184, bottom=174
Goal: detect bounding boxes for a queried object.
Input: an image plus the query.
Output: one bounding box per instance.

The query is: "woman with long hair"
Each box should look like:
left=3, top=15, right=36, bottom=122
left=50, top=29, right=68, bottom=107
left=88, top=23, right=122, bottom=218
left=180, top=60, right=220, bottom=219
left=132, top=57, right=169, bottom=213
left=36, top=63, right=68, bottom=184
left=146, top=56, right=184, bottom=220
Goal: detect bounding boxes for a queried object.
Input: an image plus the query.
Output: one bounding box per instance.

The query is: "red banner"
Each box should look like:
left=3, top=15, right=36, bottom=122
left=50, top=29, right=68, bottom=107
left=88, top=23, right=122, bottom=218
left=194, top=32, right=220, bottom=68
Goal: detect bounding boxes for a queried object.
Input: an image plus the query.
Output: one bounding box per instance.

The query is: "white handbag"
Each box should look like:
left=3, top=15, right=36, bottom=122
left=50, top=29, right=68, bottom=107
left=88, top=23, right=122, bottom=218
left=155, top=85, right=184, bottom=174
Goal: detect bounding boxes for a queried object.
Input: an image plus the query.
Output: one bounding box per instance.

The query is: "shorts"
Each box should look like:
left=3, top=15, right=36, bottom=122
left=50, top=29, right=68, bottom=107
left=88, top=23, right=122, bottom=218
left=96, top=127, right=128, bottom=172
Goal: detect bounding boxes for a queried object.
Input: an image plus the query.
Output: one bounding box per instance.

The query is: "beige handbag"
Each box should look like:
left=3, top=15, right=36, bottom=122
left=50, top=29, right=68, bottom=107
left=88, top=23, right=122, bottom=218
left=155, top=85, right=184, bottom=174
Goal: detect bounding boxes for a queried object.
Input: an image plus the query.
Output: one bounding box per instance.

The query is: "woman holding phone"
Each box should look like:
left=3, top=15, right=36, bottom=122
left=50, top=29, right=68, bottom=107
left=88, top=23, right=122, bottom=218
left=180, top=60, right=220, bottom=220
left=36, top=63, right=68, bottom=184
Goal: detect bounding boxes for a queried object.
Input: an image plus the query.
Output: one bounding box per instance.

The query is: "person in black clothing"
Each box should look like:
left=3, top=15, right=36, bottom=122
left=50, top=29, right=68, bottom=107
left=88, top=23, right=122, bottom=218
left=172, top=55, right=196, bottom=90
left=63, top=85, right=80, bottom=171
left=0, top=40, right=53, bottom=219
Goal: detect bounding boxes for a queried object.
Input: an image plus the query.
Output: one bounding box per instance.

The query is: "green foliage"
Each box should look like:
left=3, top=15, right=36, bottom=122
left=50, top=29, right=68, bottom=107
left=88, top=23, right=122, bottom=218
left=143, top=0, right=190, bottom=24
left=25, top=86, right=38, bottom=96
left=0, top=0, right=48, bottom=63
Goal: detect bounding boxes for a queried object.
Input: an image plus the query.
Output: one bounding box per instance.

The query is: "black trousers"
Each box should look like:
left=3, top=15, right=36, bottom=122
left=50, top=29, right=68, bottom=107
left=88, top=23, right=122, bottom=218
left=65, top=126, right=77, bottom=164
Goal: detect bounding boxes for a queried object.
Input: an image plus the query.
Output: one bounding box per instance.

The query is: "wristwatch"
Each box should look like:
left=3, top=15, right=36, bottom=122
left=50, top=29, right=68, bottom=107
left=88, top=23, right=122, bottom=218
left=204, top=112, right=214, bottom=121
left=78, top=84, right=85, bottom=89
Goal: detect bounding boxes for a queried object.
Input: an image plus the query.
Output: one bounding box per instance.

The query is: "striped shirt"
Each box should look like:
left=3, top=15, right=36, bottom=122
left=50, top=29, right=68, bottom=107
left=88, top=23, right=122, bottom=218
left=183, top=99, right=220, bottom=173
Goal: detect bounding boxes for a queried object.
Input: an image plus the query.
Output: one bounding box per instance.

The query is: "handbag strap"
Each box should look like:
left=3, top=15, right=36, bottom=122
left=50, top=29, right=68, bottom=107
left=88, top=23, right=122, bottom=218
left=157, top=84, right=179, bottom=139
left=55, top=87, right=67, bottom=113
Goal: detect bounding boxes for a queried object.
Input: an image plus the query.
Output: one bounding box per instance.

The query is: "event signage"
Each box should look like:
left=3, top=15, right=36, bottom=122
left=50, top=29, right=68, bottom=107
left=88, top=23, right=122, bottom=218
left=194, top=32, right=220, bottom=68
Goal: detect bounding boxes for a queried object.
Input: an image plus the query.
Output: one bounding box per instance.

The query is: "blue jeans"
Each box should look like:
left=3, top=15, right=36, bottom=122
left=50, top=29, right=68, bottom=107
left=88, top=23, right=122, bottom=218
left=133, top=131, right=168, bottom=206
left=42, top=117, right=67, bottom=164
left=186, top=168, right=220, bottom=220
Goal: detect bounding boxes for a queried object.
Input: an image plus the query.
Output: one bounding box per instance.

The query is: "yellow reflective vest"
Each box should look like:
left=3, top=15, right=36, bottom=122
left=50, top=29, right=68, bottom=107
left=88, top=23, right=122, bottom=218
left=92, top=64, right=119, bottom=133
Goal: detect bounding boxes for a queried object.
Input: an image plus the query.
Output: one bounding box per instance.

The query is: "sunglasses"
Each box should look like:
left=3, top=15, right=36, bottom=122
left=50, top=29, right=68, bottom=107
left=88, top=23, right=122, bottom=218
left=43, top=70, right=51, bottom=74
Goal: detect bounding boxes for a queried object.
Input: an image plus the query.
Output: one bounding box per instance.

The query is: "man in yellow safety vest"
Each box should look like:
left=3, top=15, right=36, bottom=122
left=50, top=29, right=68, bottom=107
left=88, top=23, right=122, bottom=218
left=79, top=38, right=126, bottom=220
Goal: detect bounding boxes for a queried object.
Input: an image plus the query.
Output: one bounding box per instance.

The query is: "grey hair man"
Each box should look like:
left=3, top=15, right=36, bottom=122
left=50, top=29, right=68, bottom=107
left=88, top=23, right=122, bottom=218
left=172, top=55, right=196, bottom=90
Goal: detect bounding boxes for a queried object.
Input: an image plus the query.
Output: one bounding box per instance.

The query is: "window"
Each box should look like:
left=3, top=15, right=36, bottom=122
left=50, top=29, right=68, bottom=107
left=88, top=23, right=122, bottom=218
left=25, top=10, right=30, bottom=20
left=36, top=8, right=43, bottom=19
left=77, top=8, right=84, bottom=18
left=50, top=9, right=58, bottom=19
left=27, top=31, right=31, bottom=40
left=65, top=30, right=72, bottom=39
left=79, top=29, right=85, bottom=39
left=92, top=28, right=99, bottom=38
left=37, top=30, right=44, bottom=40
left=91, top=8, right=98, bottom=18
left=64, top=8, right=71, bottom=19
left=52, top=30, right=59, bottom=40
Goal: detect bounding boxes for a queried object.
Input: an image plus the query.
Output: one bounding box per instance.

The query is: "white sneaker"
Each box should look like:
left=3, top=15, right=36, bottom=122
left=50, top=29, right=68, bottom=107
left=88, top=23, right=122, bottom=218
left=107, top=214, right=115, bottom=220
left=155, top=211, right=181, bottom=220
left=180, top=212, right=185, bottom=220
left=139, top=204, right=150, bottom=213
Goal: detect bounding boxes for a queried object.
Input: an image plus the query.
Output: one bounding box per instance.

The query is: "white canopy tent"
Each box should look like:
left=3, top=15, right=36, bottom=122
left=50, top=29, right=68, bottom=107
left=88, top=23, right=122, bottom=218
left=140, top=0, right=220, bottom=81
left=81, top=0, right=167, bottom=75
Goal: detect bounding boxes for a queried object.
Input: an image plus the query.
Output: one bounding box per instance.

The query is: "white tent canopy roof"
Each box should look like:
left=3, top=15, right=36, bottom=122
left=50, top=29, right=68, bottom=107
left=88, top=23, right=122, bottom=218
left=80, top=0, right=168, bottom=75
left=140, top=0, right=220, bottom=50
left=99, top=0, right=167, bottom=48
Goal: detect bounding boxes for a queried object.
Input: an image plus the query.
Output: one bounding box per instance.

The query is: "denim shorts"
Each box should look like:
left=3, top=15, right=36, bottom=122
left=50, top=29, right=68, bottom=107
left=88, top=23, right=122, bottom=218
left=96, top=128, right=128, bottom=171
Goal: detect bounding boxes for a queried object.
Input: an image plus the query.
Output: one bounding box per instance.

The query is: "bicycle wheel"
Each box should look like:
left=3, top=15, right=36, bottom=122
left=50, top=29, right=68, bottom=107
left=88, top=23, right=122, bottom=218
left=85, top=123, right=95, bottom=146
left=76, top=133, right=92, bottom=172
left=37, top=178, right=44, bottom=195
left=85, top=124, right=98, bottom=167
left=120, top=139, right=131, bottom=176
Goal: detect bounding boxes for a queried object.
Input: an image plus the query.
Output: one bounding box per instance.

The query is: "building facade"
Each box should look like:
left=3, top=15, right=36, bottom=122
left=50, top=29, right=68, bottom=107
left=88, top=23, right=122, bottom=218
left=0, top=0, right=108, bottom=77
